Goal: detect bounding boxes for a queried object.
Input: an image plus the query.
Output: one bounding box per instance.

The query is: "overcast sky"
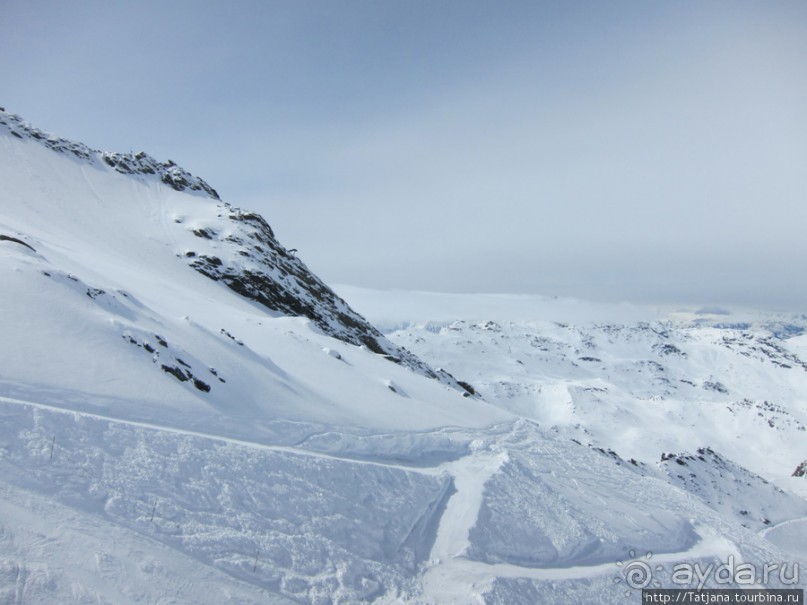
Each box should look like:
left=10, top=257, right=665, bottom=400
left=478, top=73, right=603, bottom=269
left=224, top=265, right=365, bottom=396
left=2, top=1, right=806, bottom=309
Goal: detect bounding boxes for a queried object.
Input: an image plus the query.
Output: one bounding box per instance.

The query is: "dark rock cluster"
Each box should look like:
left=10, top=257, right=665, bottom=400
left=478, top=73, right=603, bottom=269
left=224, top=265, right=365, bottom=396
left=0, top=108, right=219, bottom=199
left=186, top=206, right=474, bottom=395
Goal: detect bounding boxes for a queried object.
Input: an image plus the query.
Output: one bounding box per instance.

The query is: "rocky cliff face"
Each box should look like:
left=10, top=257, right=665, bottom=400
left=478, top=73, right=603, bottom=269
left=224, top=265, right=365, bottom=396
left=181, top=203, right=472, bottom=392
left=0, top=109, right=220, bottom=200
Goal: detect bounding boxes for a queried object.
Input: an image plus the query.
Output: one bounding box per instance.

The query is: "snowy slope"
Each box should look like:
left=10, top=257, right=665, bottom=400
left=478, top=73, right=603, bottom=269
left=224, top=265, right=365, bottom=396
left=1, top=109, right=805, bottom=604
left=659, top=448, right=807, bottom=532
left=0, top=109, right=496, bottom=437
left=0, top=108, right=473, bottom=396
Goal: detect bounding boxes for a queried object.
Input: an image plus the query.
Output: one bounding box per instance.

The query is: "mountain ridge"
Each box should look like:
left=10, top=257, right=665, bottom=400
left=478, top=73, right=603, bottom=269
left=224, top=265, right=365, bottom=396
left=0, top=106, right=472, bottom=396
left=0, top=108, right=221, bottom=200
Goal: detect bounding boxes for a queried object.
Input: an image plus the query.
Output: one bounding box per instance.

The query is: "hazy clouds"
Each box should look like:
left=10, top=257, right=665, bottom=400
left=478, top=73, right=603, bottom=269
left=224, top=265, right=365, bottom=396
left=2, top=1, right=806, bottom=308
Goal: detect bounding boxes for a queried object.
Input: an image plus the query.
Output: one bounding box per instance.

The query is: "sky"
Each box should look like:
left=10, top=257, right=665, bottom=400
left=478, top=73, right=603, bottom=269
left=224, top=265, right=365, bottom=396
left=2, top=1, right=806, bottom=309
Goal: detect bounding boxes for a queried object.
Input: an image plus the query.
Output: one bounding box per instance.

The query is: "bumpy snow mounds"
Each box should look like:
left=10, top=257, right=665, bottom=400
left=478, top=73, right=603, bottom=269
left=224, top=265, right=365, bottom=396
left=344, top=288, right=807, bottom=491
left=2, top=401, right=801, bottom=604
left=0, top=399, right=451, bottom=603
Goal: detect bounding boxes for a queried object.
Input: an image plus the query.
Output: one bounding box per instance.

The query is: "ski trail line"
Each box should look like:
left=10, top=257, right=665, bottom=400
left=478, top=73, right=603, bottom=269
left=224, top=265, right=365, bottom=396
left=0, top=395, right=444, bottom=475
left=422, top=448, right=508, bottom=604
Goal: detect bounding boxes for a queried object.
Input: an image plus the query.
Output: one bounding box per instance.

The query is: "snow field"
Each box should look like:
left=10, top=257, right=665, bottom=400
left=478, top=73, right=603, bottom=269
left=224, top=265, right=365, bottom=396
left=2, top=397, right=805, bottom=604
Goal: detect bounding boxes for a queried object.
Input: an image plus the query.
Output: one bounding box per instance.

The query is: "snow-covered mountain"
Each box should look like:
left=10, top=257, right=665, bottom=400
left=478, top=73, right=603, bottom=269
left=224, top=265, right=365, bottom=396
left=339, top=287, right=807, bottom=493
left=0, top=109, right=472, bottom=398
left=1, top=109, right=805, bottom=604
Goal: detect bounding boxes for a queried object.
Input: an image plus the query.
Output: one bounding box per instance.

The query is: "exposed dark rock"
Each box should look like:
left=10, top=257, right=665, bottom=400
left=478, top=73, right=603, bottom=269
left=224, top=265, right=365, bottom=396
left=654, top=343, right=686, bottom=357
left=1, top=108, right=218, bottom=199
left=192, top=378, right=211, bottom=392
left=161, top=364, right=190, bottom=382
left=191, top=255, right=223, bottom=274
left=718, top=332, right=807, bottom=372
left=192, top=228, right=216, bottom=239
left=0, top=234, right=36, bottom=252
left=161, top=362, right=210, bottom=394
left=794, top=460, right=807, bottom=477
left=220, top=329, right=244, bottom=346
left=457, top=380, right=476, bottom=396
left=183, top=204, right=473, bottom=393
left=703, top=380, right=728, bottom=394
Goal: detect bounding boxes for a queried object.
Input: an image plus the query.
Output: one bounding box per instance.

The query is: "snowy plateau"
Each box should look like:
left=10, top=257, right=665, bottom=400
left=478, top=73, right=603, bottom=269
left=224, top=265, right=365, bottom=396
left=0, top=107, right=806, bottom=605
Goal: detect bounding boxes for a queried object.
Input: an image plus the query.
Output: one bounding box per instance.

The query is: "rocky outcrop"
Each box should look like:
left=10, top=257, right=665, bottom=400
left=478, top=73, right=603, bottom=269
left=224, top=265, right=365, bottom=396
left=0, top=109, right=219, bottom=199
left=0, top=107, right=473, bottom=395
left=184, top=206, right=474, bottom=394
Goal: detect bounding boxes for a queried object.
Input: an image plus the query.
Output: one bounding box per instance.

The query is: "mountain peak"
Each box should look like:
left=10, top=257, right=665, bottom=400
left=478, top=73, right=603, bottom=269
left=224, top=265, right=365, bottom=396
left=0, top=106, right=473, bottom=396
left=0, top=107, right=219, bottom=200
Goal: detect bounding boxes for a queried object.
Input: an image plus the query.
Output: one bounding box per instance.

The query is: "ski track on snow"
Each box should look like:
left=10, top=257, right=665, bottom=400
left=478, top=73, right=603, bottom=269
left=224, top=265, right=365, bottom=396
left=421, top=529, right=742, bottom=604
left=419, top=441, right=745, bottom=604
left=0, top=395, right=442, bottom=475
